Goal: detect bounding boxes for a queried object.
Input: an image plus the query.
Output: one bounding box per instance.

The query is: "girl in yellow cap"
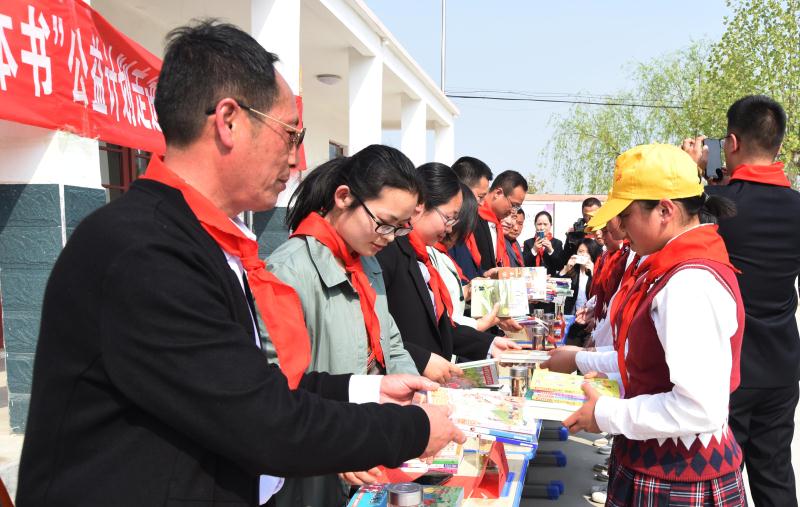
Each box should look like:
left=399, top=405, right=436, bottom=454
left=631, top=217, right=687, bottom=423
left=544, top=144, right=746, bottom=506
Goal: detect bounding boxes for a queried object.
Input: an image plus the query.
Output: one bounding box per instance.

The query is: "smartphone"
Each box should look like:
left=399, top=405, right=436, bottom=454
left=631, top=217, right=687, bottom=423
left=536, top=231, right=545, bottom=240
left=703, top=138, right=724, bottom=181
left=413, top=471, right=453, bottom=486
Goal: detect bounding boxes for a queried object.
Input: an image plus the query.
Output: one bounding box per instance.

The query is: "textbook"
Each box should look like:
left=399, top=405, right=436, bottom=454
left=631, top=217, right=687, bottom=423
left=497, top=266, right=548, bottom=301
left=427, top=388, right=538, bottom=445
left=470, top=277, right=528, bottom=318
left=498, top=349, right=550, bottom=365
left=348, top=484, right=464, bottom=506
left=445, top=358, right=500, bottom=389
left=524, top=369, right=621, bottom=421
left=403, top=440, right=464, bottom=473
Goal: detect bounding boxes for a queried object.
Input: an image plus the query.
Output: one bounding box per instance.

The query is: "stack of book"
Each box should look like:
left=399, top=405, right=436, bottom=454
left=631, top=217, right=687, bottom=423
left=402, top=440, right=464, bottom=473
left=427, top=388, right=538, bottom=447
left=545, top=277, right=574, bottom=302
left=524, top=369, right=621, bottom=421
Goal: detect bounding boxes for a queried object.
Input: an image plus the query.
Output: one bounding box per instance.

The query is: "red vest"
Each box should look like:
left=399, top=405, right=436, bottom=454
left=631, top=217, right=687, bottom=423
left=614, top=259, right=745, bottom=482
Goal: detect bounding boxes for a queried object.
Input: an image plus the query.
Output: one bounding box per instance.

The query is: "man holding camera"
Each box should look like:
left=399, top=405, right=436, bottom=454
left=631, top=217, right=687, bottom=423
left=683, top=95, right=800, bottom=507
left=562, top=197, right=601, bottom=262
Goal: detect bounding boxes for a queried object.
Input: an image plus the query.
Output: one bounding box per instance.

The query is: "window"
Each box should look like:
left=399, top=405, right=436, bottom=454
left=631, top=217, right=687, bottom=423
left=328, top=141, right=345, bottom=160
left=99, top=142, right=151, bottom=200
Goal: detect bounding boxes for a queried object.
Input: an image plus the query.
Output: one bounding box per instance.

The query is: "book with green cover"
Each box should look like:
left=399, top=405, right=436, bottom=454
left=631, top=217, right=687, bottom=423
left=470, top=278, right=528, bottom=318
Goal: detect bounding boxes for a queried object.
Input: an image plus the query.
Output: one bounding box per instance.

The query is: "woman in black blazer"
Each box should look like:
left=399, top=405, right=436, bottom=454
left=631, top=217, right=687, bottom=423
left=522, top=210, right=565, bottom=276
left=558, top=238, right=603, bottom=316
left=377, top=163, right=520, bottom=383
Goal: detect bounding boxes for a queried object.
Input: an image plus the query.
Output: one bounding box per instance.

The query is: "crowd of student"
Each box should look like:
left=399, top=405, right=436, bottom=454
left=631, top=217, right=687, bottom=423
left=14, top=20, right=800, bottom=507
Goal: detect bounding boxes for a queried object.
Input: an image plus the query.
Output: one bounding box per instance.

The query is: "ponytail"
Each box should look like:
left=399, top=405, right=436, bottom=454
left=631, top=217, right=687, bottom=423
left=285, top=144, right=420, bottom=232
left=637, top=193, right=737, bottom=225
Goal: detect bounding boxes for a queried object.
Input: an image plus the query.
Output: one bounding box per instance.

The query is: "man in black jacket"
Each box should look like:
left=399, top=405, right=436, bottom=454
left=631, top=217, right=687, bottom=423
left=683, top=95, right=800, bottom=507
left=17, top=21, right=462, bottom=507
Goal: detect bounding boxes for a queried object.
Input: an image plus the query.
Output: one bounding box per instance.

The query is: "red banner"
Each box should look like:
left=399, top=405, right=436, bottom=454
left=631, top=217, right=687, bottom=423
left=0, top=0, right=166, bottom=153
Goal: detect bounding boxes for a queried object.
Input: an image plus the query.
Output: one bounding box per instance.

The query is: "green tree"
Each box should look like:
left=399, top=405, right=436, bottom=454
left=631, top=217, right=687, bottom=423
left=697, top=0, right=800, bottom=184
left=526, top=173, right=550, bottom=194
left=545, top=0, right=800, bottom=191
left=544, top=43, right=709, bottom=194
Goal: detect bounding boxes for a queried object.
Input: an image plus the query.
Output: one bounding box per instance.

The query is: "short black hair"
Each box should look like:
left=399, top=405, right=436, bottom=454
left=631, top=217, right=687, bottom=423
left=582, top=197, right=602, bottom=209
left=155, top=20, right=280, bottom=147
left=727, top=95, right=786, bottom=157
left=490, top=170, right=528, bottom=195
left=516, top=208, right=525, bottom=218
left=534, top=210, right=552, bottom=225
left=452, top=156, right=494, bottom=188
left=416, top=162, right=462, bottom=210
left=581, top=238, right=603, bottom=263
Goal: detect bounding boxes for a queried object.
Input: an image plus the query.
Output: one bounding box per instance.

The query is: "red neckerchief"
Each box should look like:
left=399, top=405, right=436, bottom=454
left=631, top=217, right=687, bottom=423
left=409, top=231, right=454, bottom=323
left=590, top=242, right=629, bottom=321
left=609, top=225, right=736, bottom=392
left=477, top=200, right=511, bottom=267
left=291, top=212, right=384, bottom=368
left=464, top=233, right=482, bottom=268
left=729, top=162, right=790, bottom=187
left=510, top=241, right=524, bottom=266
left=534, top=232, right=553, bottom=267
left=142, top=157, right=311, bottom=389
left=434, top=242, right=468, bottom=283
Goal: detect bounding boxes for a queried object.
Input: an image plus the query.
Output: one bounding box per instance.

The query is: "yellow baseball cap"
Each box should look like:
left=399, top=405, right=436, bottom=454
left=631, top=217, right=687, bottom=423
left=587, top=144, right=703, bottom=229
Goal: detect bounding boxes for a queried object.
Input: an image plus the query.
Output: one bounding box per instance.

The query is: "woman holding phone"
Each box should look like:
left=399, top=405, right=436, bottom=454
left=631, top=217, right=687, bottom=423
left=558, top=238, right=602, bottom=315
left=523, top=210, right=564, bottom=275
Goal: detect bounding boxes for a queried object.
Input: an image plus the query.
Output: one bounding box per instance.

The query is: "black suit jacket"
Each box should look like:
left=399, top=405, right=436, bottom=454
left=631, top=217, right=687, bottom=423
left=474, top=218, right=498, bottom=272
left=707, top=180, right=800, bottom=388
left=522, top=237, right=565, bottom=276
left=17, top=180, right=428, bottom=507
left=377, top=237, right=495, bottom=372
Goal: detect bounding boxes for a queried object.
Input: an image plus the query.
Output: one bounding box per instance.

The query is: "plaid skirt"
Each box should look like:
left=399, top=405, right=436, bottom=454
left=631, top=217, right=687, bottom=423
left=606, top=447, right=747, bottom=507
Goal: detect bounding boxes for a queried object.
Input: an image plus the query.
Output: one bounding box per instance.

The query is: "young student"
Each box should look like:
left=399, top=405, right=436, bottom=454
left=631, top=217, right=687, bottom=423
left=267, top=145, right=422, bottom=506
left=377, top=163, right=520, bottom=383
left=544, top=144, right=746, bottom=506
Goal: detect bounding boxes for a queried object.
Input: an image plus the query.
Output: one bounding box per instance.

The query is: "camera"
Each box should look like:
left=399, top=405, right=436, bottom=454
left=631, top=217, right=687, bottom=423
left=573, top=218, right=586, bottom=234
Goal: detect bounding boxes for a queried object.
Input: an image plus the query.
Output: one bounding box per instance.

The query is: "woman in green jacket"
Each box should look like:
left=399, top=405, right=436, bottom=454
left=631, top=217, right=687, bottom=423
left=266, top=144, right=423, bottom=506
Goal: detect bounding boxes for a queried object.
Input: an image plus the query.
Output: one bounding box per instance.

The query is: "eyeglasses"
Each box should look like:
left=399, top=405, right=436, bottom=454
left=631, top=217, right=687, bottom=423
left=351, top=193, right=412, bottom=237
left=205, top=100, right=306, bottom=148
left=433, top=207, right=460, bottom=228
left=503, top=192, right=522, bottom=213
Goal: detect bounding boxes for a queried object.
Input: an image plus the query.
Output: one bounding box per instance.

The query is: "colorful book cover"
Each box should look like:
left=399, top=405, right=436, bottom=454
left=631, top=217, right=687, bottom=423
left=524, top=369, right=620, bottom=421
left=445, top=359, right=500, bottom=388
left=347, top=484, right=464, bottom=506
left=470, top=278, right=528, bottom=318
left=427, top=388, right=537, bottom=440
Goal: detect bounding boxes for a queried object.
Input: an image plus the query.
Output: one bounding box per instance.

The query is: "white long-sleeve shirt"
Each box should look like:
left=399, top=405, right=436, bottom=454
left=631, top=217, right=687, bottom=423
left=576, top=267, right=738, bottom=446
